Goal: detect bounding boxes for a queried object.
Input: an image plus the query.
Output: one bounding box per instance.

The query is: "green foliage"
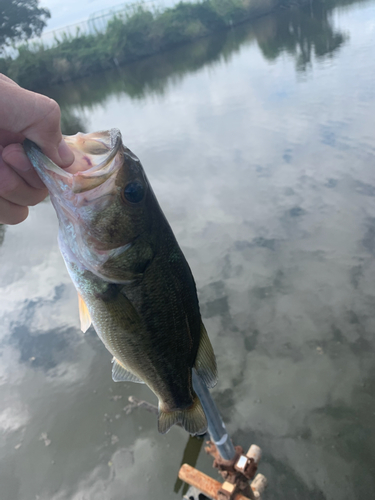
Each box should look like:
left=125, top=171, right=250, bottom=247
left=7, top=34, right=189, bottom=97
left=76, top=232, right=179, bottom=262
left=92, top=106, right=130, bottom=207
left=208, top=0, right=248, bottom=25
left=154, top=3, right=208, bottom=47
left=0, top=54, right=10, bottom=73
left=2, top=0, right=316, bottom=90
left=0, top=0, right=50, bottom=49
left=113, top=8, right=156, bottom=59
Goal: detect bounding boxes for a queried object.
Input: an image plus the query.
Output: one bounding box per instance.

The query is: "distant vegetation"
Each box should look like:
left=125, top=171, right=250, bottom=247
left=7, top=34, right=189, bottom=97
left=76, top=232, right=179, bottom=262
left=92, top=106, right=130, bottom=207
left=0, top=0, right=362, bottom=91
left=48, top=0, right=350, bottom=135
left=0, top=0, right=309, bottom=90
left=0, top=0, right=50, bottom=50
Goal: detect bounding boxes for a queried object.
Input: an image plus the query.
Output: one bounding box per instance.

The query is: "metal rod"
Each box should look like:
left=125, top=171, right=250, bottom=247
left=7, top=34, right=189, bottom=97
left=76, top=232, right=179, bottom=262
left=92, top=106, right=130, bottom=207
left=192, top=369, right=236, bottom=461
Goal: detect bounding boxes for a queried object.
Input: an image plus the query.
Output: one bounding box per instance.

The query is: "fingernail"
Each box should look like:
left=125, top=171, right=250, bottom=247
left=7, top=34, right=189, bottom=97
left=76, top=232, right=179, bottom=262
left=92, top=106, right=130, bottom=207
left=58, top=139, right=74, bottom=167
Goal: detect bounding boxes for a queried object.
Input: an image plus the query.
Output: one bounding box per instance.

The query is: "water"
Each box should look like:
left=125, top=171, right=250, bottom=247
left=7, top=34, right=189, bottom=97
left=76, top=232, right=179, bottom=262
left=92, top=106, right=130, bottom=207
left=1, top=1, right=375, bottom=498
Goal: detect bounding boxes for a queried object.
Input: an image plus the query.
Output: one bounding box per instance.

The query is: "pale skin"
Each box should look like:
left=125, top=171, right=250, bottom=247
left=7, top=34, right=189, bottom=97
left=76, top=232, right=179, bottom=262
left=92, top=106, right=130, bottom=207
left=0, top=74, right=75, bottom=224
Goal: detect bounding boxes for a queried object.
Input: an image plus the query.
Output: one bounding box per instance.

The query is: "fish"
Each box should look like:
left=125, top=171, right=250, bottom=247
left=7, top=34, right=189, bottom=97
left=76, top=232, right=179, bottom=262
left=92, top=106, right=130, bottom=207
left=24, top=129, right=217, bottom=435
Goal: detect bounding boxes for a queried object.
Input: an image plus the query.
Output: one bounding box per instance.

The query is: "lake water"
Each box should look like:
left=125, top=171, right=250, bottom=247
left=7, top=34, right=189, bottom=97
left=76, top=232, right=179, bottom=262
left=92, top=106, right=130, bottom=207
left=1, top=1, right=375, bottom=499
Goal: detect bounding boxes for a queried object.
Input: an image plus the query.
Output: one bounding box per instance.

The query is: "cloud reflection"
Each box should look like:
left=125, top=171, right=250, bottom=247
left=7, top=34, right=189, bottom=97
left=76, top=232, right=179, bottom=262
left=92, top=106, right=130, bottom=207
left=0, top=404, right=29, bottom=433
left=1, top=1, right=375, bottom=499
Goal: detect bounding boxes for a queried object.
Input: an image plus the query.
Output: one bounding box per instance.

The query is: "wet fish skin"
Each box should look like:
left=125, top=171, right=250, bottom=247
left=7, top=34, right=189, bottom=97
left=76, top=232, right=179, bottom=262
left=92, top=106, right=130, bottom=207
left=24, top=130, right=217, bottom=435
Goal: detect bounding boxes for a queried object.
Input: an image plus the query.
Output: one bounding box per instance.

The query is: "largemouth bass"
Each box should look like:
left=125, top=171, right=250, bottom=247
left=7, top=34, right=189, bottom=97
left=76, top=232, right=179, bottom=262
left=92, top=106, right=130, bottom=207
left=24, top=129, right=217, bottom=435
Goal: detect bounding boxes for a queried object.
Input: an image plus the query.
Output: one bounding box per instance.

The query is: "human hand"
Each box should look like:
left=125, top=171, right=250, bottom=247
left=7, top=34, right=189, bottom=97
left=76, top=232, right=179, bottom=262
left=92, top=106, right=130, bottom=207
left=0, top=74, right=74, bottom=224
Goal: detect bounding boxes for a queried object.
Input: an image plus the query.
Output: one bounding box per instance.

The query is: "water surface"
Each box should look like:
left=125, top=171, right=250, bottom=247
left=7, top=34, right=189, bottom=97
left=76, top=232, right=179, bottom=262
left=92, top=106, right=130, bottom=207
left=1, top=1, right=375, bottom=499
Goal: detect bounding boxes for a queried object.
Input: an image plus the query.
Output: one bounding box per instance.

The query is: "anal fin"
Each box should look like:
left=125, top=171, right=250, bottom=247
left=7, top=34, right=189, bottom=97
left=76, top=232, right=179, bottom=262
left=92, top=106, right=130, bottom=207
left=78, top=293, right=92, bottom=333
left=112, top=358, right=144, bottom=384
left=194, top=321, right=218, bottom=388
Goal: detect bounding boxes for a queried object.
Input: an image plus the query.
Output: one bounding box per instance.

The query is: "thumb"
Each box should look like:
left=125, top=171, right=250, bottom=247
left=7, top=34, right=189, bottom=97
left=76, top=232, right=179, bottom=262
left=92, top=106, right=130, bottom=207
left=0, top=80, right=74, bottom=168
left=21, top=94, right=75, bottom=168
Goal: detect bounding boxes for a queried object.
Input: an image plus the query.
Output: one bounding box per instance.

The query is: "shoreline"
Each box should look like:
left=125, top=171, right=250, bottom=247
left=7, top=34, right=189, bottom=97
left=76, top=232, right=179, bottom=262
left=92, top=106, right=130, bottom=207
left=0, top=0, right=310, bottom=90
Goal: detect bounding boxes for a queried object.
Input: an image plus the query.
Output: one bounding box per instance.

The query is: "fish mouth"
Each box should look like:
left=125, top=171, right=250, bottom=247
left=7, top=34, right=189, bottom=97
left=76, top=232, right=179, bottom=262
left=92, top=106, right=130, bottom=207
left=24, top=129, right=123, bottom=194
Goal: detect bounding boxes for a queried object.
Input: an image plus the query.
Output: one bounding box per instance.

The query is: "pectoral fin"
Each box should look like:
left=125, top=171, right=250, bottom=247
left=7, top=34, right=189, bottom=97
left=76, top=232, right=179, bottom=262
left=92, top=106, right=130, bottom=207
left=194, top=322, right=218, bottom=388
left=112, top=358, right=144, bottom=384
left=78, top=293, right=92, bottom=333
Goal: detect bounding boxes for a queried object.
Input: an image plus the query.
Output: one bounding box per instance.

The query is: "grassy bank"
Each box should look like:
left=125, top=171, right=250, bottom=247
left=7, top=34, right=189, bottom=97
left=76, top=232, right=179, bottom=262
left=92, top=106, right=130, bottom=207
left=0, top=0, right=308, bottom=90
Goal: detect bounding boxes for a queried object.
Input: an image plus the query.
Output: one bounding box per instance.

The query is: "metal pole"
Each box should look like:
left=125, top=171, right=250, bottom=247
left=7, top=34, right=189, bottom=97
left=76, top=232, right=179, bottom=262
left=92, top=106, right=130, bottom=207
left=192, top=369, right=236, bottom=461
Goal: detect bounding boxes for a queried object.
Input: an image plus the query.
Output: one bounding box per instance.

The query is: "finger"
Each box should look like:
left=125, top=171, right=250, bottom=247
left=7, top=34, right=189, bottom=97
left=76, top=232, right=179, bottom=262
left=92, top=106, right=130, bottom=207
left=0, top=128, right=25, bottom=148
left=0, top=73, right=19, bottom=86
left=0, top=155, right=48, bottom=207
left=22, top=99, right=75, bottom=168
left=0, top=198, right=29, bottom=225
left=0, top=82, right=74, bottom=168
left=2, top=143, right=46, bottom=189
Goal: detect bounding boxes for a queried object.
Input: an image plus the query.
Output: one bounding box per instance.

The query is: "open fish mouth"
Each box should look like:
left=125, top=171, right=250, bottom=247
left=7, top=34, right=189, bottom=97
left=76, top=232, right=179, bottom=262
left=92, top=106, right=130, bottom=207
left=24, top=129, right=123, bottom=194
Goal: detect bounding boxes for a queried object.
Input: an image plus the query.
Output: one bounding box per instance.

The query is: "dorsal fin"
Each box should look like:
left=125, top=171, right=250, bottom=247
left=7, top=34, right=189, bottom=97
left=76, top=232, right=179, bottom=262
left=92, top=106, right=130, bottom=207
left=78, top=293, right=92, bottom=333
left=112, top=358, right=144, bottom=384
left=194, top=321, right=218, bottom=388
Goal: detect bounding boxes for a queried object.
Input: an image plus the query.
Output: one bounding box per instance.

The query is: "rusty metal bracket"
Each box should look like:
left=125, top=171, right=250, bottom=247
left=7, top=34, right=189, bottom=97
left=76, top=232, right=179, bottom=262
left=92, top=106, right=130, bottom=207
left=179, top=443, right=266, bottom=500
left=207, top=442, right=263, bottom=500
left=124, top=393, right=268, bottom=500
left=179, top=461, right=267, bottom=500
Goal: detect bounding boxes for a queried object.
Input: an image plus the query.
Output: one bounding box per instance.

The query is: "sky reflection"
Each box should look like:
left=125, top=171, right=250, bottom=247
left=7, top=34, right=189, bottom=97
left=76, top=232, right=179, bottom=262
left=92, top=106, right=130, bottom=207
left=1, top=1, right=375, bottom=499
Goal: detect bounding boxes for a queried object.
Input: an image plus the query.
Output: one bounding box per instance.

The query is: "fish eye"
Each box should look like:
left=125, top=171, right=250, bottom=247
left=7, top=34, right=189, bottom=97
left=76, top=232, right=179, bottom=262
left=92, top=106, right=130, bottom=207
left=123, top=181, right=145, bottom=203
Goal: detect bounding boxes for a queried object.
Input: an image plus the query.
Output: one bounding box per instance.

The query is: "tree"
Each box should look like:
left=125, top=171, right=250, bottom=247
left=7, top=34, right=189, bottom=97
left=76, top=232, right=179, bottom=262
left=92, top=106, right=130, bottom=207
left=0, top=0, right=50, bottom=49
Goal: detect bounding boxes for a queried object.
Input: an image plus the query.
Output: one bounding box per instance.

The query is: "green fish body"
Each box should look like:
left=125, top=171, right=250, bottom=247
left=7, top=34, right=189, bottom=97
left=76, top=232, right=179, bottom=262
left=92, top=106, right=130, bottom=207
left=24, top=129, right=217, bottom=435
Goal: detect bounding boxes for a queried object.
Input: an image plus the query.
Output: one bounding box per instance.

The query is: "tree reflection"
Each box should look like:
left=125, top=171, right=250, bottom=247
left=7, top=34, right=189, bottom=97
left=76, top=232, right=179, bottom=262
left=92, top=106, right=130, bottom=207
left=60, top=107, right=86, bottom=135
left=46, top=30, right=236, bottom=107
left=257, top=0, right=348, bottom=70
left=0, top=224, right=5, bottom=247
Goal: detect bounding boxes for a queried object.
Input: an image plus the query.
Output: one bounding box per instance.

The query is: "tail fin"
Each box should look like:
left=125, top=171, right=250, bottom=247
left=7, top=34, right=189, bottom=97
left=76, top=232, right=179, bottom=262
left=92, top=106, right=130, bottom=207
left=158, top=394, right=207, bottom=435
